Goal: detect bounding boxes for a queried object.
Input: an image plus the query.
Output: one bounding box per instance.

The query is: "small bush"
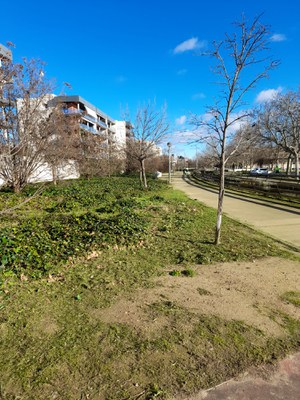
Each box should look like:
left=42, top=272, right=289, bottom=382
left=169, top=270, right=181, bottom=276
left=0, top=210, right=148, bottom=276
left=181, top=268, right=196, bottom=277
left=0, top=177, right=169, bottom=277
left=169, top=269, right=195, bottom=277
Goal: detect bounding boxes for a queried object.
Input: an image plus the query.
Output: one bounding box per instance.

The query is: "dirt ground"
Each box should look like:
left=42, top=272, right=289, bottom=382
left=94, top=257, right=300, bottom=338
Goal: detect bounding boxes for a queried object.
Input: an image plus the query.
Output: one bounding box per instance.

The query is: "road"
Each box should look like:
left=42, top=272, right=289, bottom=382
left=170, top=172, right=300, bottom=251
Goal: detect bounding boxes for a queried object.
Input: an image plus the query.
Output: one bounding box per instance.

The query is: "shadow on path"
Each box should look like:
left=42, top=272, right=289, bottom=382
left=182, top=175, right=300, bottom=217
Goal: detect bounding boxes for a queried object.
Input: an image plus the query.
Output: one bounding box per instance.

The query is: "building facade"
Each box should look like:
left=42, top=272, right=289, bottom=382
left=0, top=44, right=132, bottom=186
left=48, top=95, right=115, bottom=137
left=0, top=44, right=13, bottom=187
left=0, top=43, right=12, bottom=105
left=0, top=43, right=12, bottom=66
left=48, top=95, right=131, bottom=148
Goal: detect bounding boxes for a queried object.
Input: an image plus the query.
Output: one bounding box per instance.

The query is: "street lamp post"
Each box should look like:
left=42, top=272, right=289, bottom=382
left=167, top=142, right=171, bottom=183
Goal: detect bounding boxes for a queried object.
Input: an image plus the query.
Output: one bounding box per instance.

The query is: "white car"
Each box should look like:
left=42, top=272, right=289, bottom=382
left=250, top=168, right=272, bottom=175
left=153, top=171, right=162, bottom=178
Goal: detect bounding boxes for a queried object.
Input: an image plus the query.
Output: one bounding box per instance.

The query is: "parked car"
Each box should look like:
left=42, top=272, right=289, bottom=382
left=153, top=171, right=162, bottom=178
left=183, top=168, right=192, bottom=175
left=250, top=168, right=272, bottom=176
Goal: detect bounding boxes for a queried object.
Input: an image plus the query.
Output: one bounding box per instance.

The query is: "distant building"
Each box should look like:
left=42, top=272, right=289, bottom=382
left=0, top=48, right=151, bottom=186
left=151, top=143, right=162, bottom=157
left=0, top=43, right=12, bottom=66
left=48, top=95, right=115, bottom=136
left=0, top=44, right=13, bottom=187
left=112, top=120, right=133, bottom=149
left=47, top=95, right=132, bottom=150
left=0, top=43, right=13, bottom=106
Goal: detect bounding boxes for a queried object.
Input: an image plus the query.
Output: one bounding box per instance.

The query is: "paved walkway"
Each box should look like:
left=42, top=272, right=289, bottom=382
left=170, top=173, right=300, bottom=251
left=169, top=173, right=300, bottom=398
left=185, top=352, right=300, bottom=400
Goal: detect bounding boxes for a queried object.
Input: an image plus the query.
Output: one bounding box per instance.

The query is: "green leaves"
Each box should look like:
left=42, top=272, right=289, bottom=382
left=0, top=210, right=148, bottom=276
left=0, top=177, right=156, bottom=277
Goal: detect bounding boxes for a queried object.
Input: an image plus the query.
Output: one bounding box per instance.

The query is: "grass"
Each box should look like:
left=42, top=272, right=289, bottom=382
left=197, top=287, right=212, bottom=296
left=169, top=268, right=196, bottom=277
left=0, top=176, right=299, bottom=399
left=281, top=291, right=300, bottom=307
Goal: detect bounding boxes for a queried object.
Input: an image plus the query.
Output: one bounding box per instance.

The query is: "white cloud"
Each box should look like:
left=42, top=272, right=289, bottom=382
left=192, top=92, right=205, bottom=100
left=175, top=115, right=187, bottom=125
left=270, top=33, right=287, bottom=42
left=169, top=111, right=251, bottom=152
left=167, top=129, right=198, bottom=145
left=173, top=37, right=206, bottom=54
left=255, top=87, right=283, bottom=103
left=228, top=112, right=249, bottom=132
left=202, top=112, right=214, bottom=122
left=192, top=111, right=250, bottom=135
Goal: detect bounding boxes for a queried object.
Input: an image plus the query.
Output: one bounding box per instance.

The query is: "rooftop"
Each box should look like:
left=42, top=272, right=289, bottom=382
left=48, top=95, right=115, bottom=123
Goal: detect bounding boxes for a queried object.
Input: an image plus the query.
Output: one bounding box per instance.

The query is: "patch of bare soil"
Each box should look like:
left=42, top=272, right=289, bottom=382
left=91, top=257, right=300, bottom=337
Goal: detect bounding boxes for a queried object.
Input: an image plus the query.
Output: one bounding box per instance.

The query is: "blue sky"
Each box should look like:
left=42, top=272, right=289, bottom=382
left=1, top=0, right=300, bottom=157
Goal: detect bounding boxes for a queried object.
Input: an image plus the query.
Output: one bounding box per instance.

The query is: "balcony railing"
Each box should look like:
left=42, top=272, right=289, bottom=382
left=96, top=119, right=107, bottom=129
left=80, top=123, right=98, bottom=135
left=82, top=113, right=97, bottom=123
left=63, top=109, right=82, bottom=115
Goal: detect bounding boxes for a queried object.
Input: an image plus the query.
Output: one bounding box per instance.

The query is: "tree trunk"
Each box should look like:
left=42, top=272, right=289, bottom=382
left=108, top=144, right=111, bottom=177
left=141, top=159, right=147, bottom=189
left=294, top=152, right=299, bottom=179
left=138, top=159, right=147, bottom=188
left=52, top=165, right=58, bottom=185
left=13, top=182, right=21, bottom=194
left=215, top=146, right=226, bottom=245
left=286, top=155, right=291, bottom=175
left=139, top=169, right=143, bottom=187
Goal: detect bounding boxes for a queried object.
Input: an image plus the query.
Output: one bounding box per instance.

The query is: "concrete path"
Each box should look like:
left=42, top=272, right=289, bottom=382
left=185, top=352, right=300, bottom=400
left=169, top=172, right=300, bottom=398
left=170, top=173, right=300, bottom=251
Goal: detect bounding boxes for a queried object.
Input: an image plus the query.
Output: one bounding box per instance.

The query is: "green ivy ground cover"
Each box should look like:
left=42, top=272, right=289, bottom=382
left=0, top=177, right=299, bottom=399
left=0, top=177, right=159, bottom=276
left=0, top=176, right=292, bottom=278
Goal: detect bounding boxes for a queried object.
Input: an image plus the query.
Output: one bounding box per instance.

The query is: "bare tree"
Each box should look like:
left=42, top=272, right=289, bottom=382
left=191, top=15, right=278, bottom=244
left=257, top=90, right=300, bottom=177
left=125, top=103, right=169, bottom=188
left=0, top=57, right=55, bottom=192
left=43, top=103, right=81, bottom=184
left=75, top=128, right=125, bottom=179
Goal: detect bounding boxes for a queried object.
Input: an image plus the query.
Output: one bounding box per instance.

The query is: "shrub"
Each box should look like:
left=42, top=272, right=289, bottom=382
left=0, top=209, right=148, bottom=276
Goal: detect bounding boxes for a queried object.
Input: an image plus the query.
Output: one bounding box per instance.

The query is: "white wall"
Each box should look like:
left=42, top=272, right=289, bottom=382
left=113, top=121, right=127, bottom=147
left=29, top=160, right=79, bottom=183
left=0, top=160, right=80, bottom=188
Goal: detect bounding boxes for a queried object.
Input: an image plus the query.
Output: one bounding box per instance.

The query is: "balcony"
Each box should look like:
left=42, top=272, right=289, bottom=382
left=82, top=113, right=97, bottom=123
left=96, top=119, right=107, bottom=129
left=63, top=109, right=82, bottom=115
left=80, top=123, right=98, bottom=135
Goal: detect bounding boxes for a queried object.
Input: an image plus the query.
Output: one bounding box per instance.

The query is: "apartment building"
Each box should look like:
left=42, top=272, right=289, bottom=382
left=48, top=95, right=114, bottom=136
left=47, top=95, right=131, bottom=146
left=0, top=44, right=13, bottom=186
left=0, top=43, right=12, bottom=106
left=0, top=43, right=12, bottom=66
left=0, top=43, right=133, bottom=186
